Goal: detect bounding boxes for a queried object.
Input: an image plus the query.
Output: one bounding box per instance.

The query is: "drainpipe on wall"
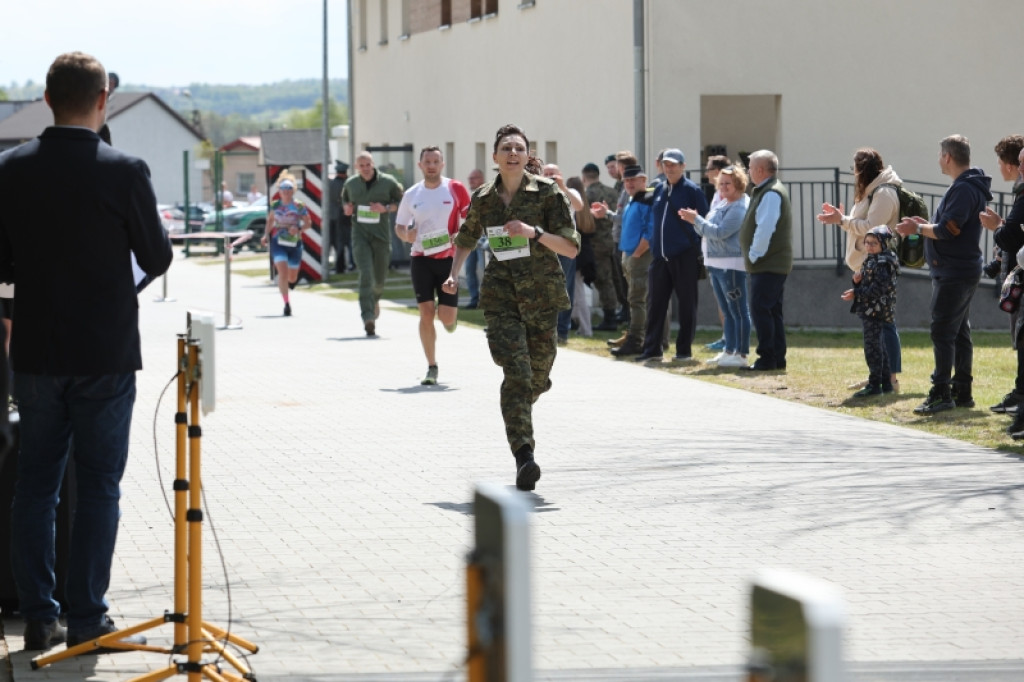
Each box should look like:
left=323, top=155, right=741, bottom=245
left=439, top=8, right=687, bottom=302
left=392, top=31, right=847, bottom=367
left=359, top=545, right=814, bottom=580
left=633, top=0, right=646, bottom=168
left=347, top=0, right=355, bottom=164
left=321, top=0, right=331, bottom=279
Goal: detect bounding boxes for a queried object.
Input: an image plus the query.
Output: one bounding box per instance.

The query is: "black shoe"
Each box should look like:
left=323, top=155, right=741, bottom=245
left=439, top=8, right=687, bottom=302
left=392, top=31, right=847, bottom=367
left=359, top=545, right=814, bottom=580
left=283, top=302, right=292, bottom=317
left=634, top=352, right=663, bottom=362
left=67, top=616, right=147, bottom=652
left=594, top=309, right=619, bottom=332
left=365, top=321, right=376, bottom=337
left=740, top=361, right=778, bottom=371
left=991, top=391, right=1024, bottom=414
left=953, top=384, right=974, bottom=408
left=610, top=337, right=643, bottom=357
left=914, top=387, right=955, bottom=415
left=23, top=619, right=66, bottom=651
left=1006, top=412, right=1024, bottom=437
left=514, top=445, right=541, bottom=491
left=853, top=384, right=883, bottom=397
left=606, top=332, right=629, bottom=348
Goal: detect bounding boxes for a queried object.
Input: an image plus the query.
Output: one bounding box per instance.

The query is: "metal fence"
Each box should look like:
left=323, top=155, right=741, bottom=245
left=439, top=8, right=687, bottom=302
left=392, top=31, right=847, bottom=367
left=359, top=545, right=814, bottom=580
left=685, top=167, right=1010, bottom=274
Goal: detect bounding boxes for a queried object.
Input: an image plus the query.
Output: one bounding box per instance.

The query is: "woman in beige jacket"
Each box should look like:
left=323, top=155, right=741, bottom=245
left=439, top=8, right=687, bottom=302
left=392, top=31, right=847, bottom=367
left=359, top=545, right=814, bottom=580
left=817, top=148, right=903, bottom=390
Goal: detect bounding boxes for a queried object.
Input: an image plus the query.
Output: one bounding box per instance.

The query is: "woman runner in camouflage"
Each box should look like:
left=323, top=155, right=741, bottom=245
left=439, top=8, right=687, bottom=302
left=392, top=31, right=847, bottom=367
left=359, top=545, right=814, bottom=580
left=443, top=124, right=580, bottom=491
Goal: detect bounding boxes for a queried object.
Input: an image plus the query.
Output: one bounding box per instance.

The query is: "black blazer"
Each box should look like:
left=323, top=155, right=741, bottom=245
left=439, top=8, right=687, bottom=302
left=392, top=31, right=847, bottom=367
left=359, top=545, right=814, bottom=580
left=0, top=126, right=173, bottom=375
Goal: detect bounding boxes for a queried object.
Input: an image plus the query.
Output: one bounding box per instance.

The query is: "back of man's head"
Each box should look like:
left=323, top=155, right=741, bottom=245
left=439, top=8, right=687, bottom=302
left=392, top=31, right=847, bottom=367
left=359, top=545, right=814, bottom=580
left=582, top=162, right=600, bottom=180
left=941, top=134, right=971, bottom=168
left=46, top=52, right=106, bottom=121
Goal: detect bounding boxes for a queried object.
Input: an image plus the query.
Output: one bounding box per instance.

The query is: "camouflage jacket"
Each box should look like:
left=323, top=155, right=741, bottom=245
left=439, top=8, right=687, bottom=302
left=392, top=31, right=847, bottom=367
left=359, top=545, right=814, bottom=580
left=586, top=180, right=620, bottom=243
left=455, top=173, right=579, bottom=314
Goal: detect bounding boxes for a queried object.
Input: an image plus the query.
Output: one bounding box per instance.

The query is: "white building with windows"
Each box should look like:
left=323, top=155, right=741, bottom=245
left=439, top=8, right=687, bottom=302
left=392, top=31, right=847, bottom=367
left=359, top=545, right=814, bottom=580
left=348, top=0, right=1017, bottom=328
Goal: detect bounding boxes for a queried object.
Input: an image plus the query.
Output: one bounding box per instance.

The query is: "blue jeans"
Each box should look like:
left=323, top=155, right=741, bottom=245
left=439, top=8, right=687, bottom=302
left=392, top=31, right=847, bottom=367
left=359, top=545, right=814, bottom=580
left=749, top=271, right=788, bottom=368
left=708, top=266, right=750, bottom=355
left=929, top=274, right=980, bottom=387
left=882, top=321, right=902, bottom=374
left=556, top=253, right=577, bottom=339
left=11, top=372, right=136, bottom=629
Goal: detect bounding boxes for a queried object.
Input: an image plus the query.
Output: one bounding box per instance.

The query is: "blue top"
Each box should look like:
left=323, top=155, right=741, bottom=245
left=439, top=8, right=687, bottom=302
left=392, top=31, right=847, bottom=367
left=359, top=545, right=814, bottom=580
left=693, top=196, right=749, bottom=259
left=620, top=197, right=653, bottom=257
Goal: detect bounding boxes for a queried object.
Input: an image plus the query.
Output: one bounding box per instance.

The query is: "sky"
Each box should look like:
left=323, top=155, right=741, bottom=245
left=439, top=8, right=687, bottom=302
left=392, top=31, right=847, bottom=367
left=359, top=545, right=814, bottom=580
left=3, top=0, right=349, bottom=88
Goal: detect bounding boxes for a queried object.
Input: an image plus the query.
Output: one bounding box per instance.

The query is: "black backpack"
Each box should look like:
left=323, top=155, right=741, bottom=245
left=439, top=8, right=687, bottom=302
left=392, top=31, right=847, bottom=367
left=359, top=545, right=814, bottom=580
left=869, top=183, right=929, bottom=268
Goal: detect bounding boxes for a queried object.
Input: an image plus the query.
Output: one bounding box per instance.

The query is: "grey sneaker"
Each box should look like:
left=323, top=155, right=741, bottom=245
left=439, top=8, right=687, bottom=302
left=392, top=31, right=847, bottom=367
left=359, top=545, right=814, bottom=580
left=421, top=365, right=438, bottom=386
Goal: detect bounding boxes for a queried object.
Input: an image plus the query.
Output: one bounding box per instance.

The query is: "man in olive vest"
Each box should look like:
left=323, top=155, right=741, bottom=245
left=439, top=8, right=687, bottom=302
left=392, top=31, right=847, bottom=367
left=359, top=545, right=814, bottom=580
left=739, top=150, right=793, bottom=371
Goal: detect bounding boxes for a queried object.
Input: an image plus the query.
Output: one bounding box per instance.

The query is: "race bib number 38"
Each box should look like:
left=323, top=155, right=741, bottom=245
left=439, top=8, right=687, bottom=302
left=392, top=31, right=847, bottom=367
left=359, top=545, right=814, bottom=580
left=486, top=226, right=530, bottom=261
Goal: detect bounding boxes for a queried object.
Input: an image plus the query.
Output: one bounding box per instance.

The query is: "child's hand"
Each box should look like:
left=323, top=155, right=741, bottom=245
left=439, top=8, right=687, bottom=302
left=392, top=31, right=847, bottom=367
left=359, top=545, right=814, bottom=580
left=841, top=288, right=854, bottom=302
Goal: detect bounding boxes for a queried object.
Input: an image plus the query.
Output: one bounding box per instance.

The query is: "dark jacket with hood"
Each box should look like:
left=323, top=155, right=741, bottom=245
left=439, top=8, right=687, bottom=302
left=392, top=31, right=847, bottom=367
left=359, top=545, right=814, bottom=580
left=926, top=167, right=992, bottom=279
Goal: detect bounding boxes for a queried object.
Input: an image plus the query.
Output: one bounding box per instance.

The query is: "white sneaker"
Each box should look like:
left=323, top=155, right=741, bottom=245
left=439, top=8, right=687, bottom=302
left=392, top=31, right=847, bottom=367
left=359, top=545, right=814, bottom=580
left=706, top=352, right=725, bottom=365
left=717, top=353, right=748, bottom=368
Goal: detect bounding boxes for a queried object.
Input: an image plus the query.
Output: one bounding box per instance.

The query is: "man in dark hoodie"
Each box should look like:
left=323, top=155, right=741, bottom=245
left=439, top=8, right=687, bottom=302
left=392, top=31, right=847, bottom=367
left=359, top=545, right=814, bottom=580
left=896, top=134, right=993, bottom=414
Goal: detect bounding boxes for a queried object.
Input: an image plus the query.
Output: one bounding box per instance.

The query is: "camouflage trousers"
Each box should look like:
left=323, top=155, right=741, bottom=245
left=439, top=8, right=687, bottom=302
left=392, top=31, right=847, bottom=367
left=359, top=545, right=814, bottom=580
left=592, top=233, right=621, bottom=311
left=484, top=307, right=559, bottom=453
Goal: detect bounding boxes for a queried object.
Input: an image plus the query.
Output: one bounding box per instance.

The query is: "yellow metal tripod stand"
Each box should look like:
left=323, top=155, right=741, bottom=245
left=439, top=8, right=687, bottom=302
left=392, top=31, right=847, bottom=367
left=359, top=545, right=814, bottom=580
left=32, top=336, right=259, bottom=681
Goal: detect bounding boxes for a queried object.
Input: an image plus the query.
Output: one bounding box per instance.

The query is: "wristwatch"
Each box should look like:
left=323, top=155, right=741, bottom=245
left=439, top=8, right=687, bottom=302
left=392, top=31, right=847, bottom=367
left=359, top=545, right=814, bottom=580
left=915, top=223, right=923, bottom=236
left=533, top=225, right=545, bottom=239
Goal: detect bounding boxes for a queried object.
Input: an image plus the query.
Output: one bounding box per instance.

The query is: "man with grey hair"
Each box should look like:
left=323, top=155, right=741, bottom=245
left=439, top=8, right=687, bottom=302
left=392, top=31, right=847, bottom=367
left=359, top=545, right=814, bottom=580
left=739, top=150, right=793, bottom=371
left=896, top=134, right=992, bottom=414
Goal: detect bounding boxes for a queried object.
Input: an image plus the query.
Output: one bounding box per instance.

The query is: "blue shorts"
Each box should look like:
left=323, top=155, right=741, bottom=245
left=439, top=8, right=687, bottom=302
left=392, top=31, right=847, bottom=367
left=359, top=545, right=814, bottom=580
left=270, top=237, right=303, bottom=269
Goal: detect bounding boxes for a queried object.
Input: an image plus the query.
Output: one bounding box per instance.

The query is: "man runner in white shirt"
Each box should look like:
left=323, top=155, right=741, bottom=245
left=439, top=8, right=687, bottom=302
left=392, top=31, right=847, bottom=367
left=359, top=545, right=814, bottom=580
left=396, top=146, right=471, bottom=385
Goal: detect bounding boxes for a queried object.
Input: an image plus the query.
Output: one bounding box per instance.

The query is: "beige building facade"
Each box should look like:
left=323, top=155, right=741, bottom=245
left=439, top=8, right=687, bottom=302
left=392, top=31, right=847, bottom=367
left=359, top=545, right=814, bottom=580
left=350, top=0, right=1014, bottom=188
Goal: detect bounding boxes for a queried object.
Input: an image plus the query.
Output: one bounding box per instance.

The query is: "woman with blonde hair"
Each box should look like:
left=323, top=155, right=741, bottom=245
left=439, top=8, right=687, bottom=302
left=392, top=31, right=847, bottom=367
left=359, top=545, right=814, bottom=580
left=261, top=174, right=311, bottom=316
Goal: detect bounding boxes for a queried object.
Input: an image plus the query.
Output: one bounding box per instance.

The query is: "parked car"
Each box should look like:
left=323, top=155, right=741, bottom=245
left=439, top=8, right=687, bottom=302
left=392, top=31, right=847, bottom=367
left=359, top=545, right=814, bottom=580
left=201, top=198, right=268, bottom=252
left=160, top=204, right=207, bottom=234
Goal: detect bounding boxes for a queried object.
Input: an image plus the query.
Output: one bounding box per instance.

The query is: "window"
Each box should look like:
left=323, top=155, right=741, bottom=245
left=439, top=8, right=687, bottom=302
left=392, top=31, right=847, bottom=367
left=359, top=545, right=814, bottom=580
left=545, top=141, right=557, bottom=166
left=445, top=142, right=455, bottom=178
left=237, top=173, right=254, bottom=195
left=485, top=0, right=498, bottom=16
left=475, top=142, right=487, bottom=176
left=517, top=0, right=536, bottom=8
left=379, top=0, right=388, bottom=45
left=440, top=0, right=451, bottom=28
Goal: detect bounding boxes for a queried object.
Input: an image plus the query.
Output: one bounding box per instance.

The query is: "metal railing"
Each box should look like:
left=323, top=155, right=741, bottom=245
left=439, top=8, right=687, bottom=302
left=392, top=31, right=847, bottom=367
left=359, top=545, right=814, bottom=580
left=685, top=167, right=1008, bottom=275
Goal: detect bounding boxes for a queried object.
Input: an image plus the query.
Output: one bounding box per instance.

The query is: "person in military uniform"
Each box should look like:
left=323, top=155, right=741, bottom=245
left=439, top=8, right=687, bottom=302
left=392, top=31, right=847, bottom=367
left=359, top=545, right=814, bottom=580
left=582, top=162, right=626, bottom=331
left=342, top=151, right=405, bottom=336
left=443, top=124, right=580, bottom=492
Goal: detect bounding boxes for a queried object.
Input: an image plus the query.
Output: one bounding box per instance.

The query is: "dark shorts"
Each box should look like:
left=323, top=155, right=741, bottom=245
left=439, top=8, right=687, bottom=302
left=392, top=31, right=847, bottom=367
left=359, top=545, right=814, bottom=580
left=270, top=237, right=303, bottom=269
left=411, top=255, right=458, bottom=307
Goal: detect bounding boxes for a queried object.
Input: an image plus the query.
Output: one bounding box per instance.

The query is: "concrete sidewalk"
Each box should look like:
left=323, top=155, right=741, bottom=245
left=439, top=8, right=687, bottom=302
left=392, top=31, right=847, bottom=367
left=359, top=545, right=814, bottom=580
left=3, top=251, right=1024, bottom=681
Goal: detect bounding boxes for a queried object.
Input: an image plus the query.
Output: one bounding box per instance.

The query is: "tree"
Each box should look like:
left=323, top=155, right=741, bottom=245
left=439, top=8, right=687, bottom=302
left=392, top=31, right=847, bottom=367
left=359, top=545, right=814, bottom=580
left=0, top=89, right=7, bottom=102
left=282, top=98, right=348, bottom=130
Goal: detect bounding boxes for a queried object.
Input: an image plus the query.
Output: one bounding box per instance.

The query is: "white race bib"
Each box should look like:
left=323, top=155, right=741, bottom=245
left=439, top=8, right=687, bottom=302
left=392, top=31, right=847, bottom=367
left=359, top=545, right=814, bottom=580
left=357, top=205, right=381, bottom=224
left=486, top=226, right=530, bottom=261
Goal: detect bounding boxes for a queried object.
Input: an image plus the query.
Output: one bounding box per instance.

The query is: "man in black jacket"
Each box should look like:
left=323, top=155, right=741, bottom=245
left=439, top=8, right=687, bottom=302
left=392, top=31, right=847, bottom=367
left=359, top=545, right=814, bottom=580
left=0, top=52, right=173, bottom=651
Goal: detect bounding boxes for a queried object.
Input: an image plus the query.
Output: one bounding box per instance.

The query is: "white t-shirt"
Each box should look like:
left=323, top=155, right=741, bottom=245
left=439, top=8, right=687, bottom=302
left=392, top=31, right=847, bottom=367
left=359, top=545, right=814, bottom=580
left=395, top=177, right=471, bottom=258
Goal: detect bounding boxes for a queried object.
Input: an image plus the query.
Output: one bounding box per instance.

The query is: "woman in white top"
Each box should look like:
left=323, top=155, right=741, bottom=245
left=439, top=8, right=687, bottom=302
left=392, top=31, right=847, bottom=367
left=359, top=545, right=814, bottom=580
left=817, top=148, right=903, bottom=391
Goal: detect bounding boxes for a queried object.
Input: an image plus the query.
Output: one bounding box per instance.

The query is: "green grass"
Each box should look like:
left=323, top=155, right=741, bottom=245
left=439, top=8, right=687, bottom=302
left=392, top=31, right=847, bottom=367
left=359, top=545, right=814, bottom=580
left=229, top=258, right=1024, bottom=456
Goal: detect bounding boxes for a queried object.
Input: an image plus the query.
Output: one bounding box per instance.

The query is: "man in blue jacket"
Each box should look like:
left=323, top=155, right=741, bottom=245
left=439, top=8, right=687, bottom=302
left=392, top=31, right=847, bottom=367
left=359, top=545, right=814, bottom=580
left=634, top=149, right=709, bottom=362
left=896, top=134, right=992, bottom=414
